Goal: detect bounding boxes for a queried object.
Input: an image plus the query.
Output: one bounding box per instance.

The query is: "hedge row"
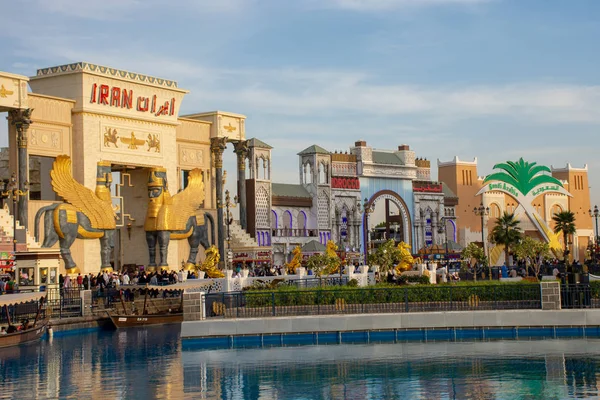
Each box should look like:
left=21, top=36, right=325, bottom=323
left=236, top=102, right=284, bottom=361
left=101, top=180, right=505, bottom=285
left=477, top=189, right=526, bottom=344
left=590, top=281, right=600, bottom=299
left=243, top=283, right=541, bottom=308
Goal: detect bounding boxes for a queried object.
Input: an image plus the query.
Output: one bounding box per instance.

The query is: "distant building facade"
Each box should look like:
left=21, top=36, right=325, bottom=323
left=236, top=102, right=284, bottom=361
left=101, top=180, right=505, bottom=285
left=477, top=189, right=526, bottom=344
left=438, top=156, right=593, bottom=264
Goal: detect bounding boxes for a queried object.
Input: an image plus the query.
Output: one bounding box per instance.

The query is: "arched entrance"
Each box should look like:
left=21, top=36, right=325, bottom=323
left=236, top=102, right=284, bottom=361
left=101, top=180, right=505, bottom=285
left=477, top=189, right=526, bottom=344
left=363, top=190, right=413, bottom=259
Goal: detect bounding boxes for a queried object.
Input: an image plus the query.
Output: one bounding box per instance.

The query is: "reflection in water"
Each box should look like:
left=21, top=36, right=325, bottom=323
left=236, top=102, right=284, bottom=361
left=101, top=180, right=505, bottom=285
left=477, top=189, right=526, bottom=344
left=2, top=330, right=600, bottom=399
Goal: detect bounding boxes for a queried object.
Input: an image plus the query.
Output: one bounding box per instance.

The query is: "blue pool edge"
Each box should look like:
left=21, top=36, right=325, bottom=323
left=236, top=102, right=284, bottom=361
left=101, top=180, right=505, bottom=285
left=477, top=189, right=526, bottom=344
left=181, top=326, right=600, bottom=350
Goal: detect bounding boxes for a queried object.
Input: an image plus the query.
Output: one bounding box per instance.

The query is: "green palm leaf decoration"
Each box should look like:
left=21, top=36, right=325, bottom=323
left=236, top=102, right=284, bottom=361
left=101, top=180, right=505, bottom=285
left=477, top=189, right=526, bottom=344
left=483, top=158, right=563, bottom=196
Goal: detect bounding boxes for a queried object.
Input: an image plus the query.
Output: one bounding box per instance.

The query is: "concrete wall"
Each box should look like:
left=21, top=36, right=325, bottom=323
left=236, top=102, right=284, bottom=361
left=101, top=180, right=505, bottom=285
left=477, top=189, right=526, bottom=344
left=181, top=309, right=600, bottom=339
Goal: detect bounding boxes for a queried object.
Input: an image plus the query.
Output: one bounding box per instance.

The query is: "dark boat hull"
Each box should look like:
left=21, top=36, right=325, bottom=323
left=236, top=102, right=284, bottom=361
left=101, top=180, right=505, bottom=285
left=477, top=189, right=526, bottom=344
left=108, top=313, right=183, bottom=328
left=0, top=322, right=47, bottom=348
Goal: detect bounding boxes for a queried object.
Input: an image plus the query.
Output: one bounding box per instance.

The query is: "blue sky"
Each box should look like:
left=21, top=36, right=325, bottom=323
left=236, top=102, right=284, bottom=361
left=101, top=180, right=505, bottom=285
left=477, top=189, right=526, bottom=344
left=1, top=0, right=599, bottom=204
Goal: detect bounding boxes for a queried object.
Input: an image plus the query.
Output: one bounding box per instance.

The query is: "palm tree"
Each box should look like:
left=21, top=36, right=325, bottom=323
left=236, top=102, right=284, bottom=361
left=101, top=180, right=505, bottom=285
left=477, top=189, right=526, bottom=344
left=490, top=212, right=522, bottom=266
left=552, top=210, right=576, bottom=265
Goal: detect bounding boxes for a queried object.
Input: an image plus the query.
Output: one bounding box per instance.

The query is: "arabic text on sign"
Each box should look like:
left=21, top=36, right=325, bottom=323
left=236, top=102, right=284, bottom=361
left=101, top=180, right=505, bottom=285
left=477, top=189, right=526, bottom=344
left=90, top=84, right=176, bottom=117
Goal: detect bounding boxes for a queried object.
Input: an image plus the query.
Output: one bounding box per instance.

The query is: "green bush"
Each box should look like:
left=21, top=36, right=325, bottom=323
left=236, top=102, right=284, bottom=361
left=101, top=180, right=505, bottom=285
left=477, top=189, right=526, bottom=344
left=591, top=281, right=600, bottom=299
left=243, top=282, right=541, bottom=308
left=346, top=279, right=359, bottom=287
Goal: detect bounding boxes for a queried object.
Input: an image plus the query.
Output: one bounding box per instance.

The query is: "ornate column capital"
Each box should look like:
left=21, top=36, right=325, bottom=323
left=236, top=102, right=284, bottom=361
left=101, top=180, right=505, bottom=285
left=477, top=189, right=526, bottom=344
left=9, top=108, right=33, bottom=148
left=210, top=137, right=228, bottom=169
left=232, top=140, right=249, bottom=171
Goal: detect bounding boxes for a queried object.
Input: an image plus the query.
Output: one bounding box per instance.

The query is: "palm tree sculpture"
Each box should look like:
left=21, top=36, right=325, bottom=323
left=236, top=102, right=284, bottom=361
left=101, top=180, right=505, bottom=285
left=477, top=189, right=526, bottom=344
left=552, top=210, right=576, bottom=267
left=481, top=158, right=566, bottom=249
left=490, top=212, right=522, bottom=266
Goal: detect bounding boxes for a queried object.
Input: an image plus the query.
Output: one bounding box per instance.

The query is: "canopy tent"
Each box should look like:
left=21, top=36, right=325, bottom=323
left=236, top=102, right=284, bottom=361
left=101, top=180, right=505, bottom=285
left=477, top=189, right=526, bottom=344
left=127, top=280, right=217, bottom=292
left=301, top=240, right=327, bottom=254
left=0, top=292, right=46, bottom=308
left=418, top=241, right=463, bottom=255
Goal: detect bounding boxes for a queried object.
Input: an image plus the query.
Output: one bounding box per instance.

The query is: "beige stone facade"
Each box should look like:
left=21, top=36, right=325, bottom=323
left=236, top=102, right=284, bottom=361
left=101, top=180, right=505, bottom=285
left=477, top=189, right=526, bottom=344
left=2, top=62, right=247, bottom=275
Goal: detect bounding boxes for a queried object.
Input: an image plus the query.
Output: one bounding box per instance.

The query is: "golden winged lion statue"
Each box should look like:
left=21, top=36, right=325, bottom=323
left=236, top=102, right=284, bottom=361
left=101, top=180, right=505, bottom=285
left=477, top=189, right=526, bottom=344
left=196, top=245, right=224, bottom=278
left=144, top=168, right=215, bottom=270
left=34, top=155, right=116, bottom=273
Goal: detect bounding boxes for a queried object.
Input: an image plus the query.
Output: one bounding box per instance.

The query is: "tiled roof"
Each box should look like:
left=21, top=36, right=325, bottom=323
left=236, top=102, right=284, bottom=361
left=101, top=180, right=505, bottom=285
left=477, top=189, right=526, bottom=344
left=301, top=240, right=327, bottom=253
left=372, top=151, right=404, bottom=166
left=272, top=183, right=311, bottom=198
left=441, top=182, right=458, bottom=199
left=247, top=138, right=273, bottom=149
left=298, top=145, right=330, bottom=155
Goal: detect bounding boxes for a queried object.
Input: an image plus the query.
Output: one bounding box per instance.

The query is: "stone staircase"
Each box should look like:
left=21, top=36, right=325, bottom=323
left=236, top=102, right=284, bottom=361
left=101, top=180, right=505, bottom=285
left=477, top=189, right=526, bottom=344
left=0, top=203, right=42, bottom=252
left=227, top=220, right=259, bottom=249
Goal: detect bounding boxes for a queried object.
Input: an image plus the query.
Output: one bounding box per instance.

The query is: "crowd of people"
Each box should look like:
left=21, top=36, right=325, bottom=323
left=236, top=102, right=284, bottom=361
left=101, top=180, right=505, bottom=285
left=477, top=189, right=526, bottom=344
left=0, top=319, right=33, bottom=335
left=0, top=273, right=17, bottom=294
left=58, top=269, right=200, bottom=291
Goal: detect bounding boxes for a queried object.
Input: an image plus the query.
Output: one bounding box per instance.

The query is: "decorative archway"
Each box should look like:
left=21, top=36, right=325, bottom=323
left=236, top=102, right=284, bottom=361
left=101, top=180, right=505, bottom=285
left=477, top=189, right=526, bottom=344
left=363, top=190, right=413, bottom=252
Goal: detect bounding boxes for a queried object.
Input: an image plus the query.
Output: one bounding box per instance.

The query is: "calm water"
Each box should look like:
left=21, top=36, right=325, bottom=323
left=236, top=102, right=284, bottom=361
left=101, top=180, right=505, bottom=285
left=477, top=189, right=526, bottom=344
left=1, top=327, right=600, bottom=399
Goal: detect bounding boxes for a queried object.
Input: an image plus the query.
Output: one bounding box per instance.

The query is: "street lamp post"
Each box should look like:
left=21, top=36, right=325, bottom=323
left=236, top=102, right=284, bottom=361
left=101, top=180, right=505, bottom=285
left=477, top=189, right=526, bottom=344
left=358, top=198, right=375, bottom=265
left=589, top=205, right=599, bottom=265
left=223, top=189, right=238, bottom=272
left=473, top=203, right=489, bottom=279
left=0, top=172, right=29, bottom=266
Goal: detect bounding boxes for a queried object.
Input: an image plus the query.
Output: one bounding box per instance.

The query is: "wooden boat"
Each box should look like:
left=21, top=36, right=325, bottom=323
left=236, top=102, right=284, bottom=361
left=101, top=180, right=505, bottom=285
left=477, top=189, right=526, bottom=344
left=107, top=312, right=183, bottom=328
left=107, top=283, right=183, bottom=329
left=106, top=280, right=215, bottom=329
left=0, top=292, right=48, bottom=348
left=0, top=320, right=48, bottom=348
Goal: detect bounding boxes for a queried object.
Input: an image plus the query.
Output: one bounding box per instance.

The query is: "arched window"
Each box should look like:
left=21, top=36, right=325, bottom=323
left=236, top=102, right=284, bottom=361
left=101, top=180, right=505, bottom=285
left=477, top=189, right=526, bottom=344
left=319, top=162, right=326, bottom=184
left=298, top=211, right=307, bottom=236
left=489, top=203, right=501, bottom=218
left=304, top=163, right=312, bottom=184
left=283, top=210, right=293, bottom=236
left=271, top=210, right=278, bottom=236
left=550, top=204, right=563, bottom=218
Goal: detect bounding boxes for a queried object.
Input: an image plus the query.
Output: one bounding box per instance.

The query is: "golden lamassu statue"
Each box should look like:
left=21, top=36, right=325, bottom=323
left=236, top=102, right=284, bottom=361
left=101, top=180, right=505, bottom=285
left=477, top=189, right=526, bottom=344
left=395, top=242, right=415, bottom=275
left=286, top=246, right=303, bottom=274
left=34, top=155, right=116, bottom=273
left=196, top=245, right=224, bottom=278
left=144, top=168, right=214, bottom=269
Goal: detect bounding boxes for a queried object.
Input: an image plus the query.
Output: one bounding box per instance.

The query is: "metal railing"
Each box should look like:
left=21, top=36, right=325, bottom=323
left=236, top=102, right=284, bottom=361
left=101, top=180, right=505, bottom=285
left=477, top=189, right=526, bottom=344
left=45, top=288, right=83, bottom=318
left=271, top=228, right=317, bottom=238
left=278, top=277, right=349, bottom=289
left=0, top=301, right=46, bottom=325
left=561, top=284, right=592, bottom=309
left=204, top=284, right=542, bottom=319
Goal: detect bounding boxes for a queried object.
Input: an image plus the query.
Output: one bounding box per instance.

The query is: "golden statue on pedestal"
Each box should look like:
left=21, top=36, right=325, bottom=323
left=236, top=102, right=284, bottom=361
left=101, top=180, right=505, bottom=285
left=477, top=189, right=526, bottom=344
left=196, top=245, right=224, bottom=278
left=144, top=168, right=214, bottom=270
left=395, top=242, right=415, bottom=274
left=286, top=246, right=302, bottom=274
left=34, top=155, right=116, bottom=273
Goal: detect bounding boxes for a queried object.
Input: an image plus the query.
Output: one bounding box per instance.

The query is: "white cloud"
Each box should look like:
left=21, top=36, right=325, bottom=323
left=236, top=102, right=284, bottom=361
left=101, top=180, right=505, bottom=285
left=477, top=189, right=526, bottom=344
left=318, top=0, right=490, bottom=11
left=14, top=0, right=251, bottom=21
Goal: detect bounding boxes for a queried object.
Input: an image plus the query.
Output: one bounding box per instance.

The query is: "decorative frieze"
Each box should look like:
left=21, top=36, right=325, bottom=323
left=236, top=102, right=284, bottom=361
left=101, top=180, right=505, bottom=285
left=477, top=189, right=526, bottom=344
left=100, top=124, right=163, bottom=158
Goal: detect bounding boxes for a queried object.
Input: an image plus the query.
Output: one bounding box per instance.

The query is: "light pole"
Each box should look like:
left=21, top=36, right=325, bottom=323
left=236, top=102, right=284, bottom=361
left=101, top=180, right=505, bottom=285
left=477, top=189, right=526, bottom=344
left=589, top=205, right=599, bottom=265
left=473, top=203, right=489, bottom=279
left=0, top=172, right=29, bottom=266
left=358, top=198, right=375, bottom=265
left=223, top=189, right=238, bottom=271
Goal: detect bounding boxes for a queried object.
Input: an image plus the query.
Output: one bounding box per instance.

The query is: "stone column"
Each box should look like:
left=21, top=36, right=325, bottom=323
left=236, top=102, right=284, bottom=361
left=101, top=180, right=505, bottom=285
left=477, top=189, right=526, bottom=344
left=9, top=109, right=32, bottom=230
left=211, top=137, right=228, bottom=264
left=233, top=140, right=249, bottom=230
left=541, top=281, right=561, bottom=310
left=182, top=291, right=204, bottom=321
left=79, top=290, right=92, bottom=317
